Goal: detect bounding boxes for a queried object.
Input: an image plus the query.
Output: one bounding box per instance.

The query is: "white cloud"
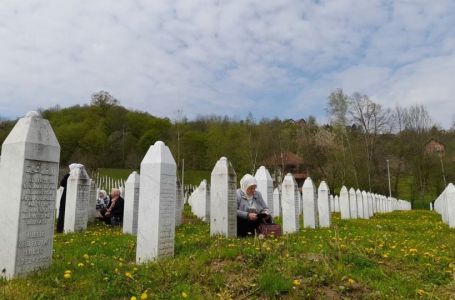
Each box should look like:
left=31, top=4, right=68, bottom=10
left=0, top=0, right=454, bottom=127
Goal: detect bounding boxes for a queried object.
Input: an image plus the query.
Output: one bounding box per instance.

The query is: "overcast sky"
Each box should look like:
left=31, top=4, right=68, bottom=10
left=1, top=1, right=454, bottom=127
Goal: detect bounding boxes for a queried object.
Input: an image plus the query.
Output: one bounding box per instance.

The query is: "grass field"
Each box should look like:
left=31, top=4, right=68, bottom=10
left=1, top=208, right=454, bottom=299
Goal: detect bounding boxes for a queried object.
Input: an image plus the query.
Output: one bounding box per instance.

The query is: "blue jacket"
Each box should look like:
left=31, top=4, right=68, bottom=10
left=236, top=189, right=270, bottom=219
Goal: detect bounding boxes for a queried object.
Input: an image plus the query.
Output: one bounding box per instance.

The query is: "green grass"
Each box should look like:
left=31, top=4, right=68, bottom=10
left=2, top=208, right=454, bottom=299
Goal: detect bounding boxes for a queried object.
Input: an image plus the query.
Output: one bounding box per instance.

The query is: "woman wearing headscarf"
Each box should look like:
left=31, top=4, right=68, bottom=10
left=236, top=174, right=271, bottom=237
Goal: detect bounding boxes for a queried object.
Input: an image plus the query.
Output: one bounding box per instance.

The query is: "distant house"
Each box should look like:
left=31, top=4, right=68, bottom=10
left=424, top=139, right=445, bottom=156
left=263, top=151, right=308, bottom=189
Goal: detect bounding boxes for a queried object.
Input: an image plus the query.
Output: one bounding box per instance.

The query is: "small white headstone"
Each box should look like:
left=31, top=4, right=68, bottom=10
left=254, top=166, right=274, bottom=215
left=175, top=179, right=184, bottom=226
left=281, top=173, right=300, bottom=233
left=64, top=164, right=90, bottom=233
left=123, top=171, right=140, bottom=235
left=302, top=177, right=318, bottom=228
left=136, top=141, right=176, bottom=263
left=334, top=195, right=340, bottom=212
left=317, top=181, right=331, bottom=227
left=272, top=187, right=281, bottom=218
left=361, top=191, right=369, bottom=219
left=356, top=189, right=364, bottom=218
left=339, top=186, right=350, bottom=219
left=349, top=188, right=357, bottom=219
left=210, top=157, right=237, bottom=237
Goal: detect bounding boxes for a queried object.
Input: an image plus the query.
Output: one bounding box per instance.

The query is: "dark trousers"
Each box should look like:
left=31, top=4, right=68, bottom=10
left=237, top=217, right=260, bottom=237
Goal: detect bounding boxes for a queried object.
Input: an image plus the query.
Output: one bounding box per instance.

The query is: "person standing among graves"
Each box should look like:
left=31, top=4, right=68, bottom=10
left=56, top=163, right=77, bottom=233
left=236, top=174, right=271, bottom=237
left=104, top=188, right=124, bottom=226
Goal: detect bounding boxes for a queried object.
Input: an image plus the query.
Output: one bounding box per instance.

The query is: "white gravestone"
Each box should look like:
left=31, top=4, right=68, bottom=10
left=334, top=195, right=340, bottom=212
left=430, top=202, right=433, bottom=211
left=339, top=186, right=350, bottom=219
left=367, top=192, right=373, bottom=217
left=318, top=181, right=331, bottom=228
left=272, top=187, right=281, bottom=218
left=175, top=179, right=184, bottom=227
left=281, top=173, right=300, bottom=233
left=254, top=166, right=274, bottom=215
left=355, top=189, right=364, bottom=218
left=349, top=188, right=358, bottom=219
left=136, top=141, right=176, bottom=263
left=0, top=112, right=60, bottom=278
left=302, top=177, right=318, bottom=228
left=210, top=157, right=237, bottom=237
left=64, top=164, right=90, bottom=233
left=196, top=179, right=210, bottom=222
left=361, top=190, right=369, bottom=219
left=123, top=171, right=140, bottom=235
left=446, top=184, right=455, bottom=228
left=55, top=186, right=64, bottom=218
left=88, top=179, right=97, bottom=222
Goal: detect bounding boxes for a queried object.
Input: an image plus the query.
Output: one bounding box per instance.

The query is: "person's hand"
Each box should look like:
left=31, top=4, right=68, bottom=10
left=248, top=212, right=258, bottom=221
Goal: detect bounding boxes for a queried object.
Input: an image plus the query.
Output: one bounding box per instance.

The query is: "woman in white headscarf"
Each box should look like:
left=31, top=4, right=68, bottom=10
left=237, top=174, right=271, bottom=237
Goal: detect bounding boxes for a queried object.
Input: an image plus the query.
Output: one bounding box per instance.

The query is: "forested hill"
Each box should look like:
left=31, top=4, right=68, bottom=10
left=0, top=90, right=454, bottom=208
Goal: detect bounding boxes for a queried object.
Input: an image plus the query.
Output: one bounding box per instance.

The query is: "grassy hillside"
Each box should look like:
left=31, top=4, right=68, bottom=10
left=1, top=208, right=454, bottom=299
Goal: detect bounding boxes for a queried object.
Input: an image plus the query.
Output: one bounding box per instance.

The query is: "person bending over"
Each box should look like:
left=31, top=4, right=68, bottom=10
left=236, top=174, right=271, bottom=237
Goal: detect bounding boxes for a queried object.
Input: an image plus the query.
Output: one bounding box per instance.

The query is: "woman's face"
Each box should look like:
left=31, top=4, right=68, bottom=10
left=246, top=185, right=256, bottom=197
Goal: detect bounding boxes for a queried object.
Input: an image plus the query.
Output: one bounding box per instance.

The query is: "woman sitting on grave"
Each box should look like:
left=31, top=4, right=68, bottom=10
left=101, top=188, right=124, bottom=226
left=96, top=190, right=109, bottom=210
left=236, top=174, right=271, bottom=237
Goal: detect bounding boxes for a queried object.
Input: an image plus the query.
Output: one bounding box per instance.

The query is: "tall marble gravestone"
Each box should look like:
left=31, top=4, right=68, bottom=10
left=255, top=166, right=274, bottom=214
left=272, top=187, right=281, bottom=218
left=175, top=179, right=184, bottom=227
left=317, top=181, right=331, bottom=228
left=136, top=141, right=176, bottom=263
left=281, top=173, right=300, bottom=233
left=302, top=177, right=318, bottom=228
left=64, top=164, right=90, bottom=233
left=0, top=112, right=60, bottom=278
left=123, top=171, right=140, bottom=235
left=349, top=188, right=358, bottom=219
left=361, top=191, right=369, bottom=219
left=339, top=186, right=350, bottom=219
left=210, top=157, right=237, bottom=237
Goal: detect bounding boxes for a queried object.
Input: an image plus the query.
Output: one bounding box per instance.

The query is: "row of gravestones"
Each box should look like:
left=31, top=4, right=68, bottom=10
left=187, top=167, right=412, bottom=234
left=0, top=112, right=412, bottom=279
left=433, top=183, right=455, bottom=228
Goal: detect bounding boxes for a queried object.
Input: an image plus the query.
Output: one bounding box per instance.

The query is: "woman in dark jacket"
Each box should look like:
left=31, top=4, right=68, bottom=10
left=104, top=188, right=124, bottom=226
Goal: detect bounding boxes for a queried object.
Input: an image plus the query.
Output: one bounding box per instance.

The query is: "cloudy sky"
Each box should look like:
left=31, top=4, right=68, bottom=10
left=1, top=0, right=454, bottom=127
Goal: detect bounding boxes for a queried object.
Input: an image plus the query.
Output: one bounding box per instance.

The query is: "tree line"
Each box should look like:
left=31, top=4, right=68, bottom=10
left=0, top=90, right=453, bottom=208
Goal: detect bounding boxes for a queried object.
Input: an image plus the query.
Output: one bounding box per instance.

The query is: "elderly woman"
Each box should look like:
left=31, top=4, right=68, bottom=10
left=237, top=174, right=271, bottom=237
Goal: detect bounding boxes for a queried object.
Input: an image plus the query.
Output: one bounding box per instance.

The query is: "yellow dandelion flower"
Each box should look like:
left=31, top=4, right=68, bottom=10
left=125, top=272, right=133, bottom=279
left=83, top=254, right=89, bottom=260
left=131, top=297, right=137, bottom=300
left=181, top=291, right=188, bottom=298
left=77, top=263, right=84, bottom=267
left=383, top=253, right=389, bottom=258
left=64, top=273, right=71, bottom=279
left=417, top=289, right=426, bottom=296
left=140, top=292, right=148, bottom=299
left=91, top=241, right=96, bottom=244
left=347, top=278, right=355, bottom=285
left=292, top=279, right=301, bottom=286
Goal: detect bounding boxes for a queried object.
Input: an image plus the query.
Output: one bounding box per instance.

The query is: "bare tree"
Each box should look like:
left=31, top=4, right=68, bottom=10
left=348, top=93, right=389, bottom=191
